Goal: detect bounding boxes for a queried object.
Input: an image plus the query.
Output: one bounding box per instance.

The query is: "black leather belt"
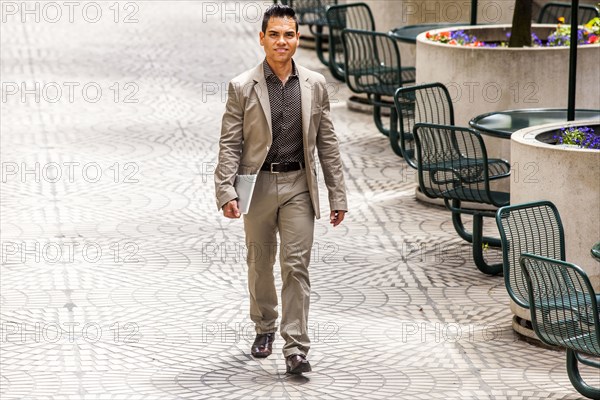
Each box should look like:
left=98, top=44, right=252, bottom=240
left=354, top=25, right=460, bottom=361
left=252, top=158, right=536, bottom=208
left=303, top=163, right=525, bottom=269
left=261, top=161, right=304, bottom=173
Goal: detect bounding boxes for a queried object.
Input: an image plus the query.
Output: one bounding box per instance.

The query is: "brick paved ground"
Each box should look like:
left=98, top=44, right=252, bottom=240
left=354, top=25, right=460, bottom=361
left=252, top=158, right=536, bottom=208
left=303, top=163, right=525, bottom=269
left=1, top=2, right=598, bottom=399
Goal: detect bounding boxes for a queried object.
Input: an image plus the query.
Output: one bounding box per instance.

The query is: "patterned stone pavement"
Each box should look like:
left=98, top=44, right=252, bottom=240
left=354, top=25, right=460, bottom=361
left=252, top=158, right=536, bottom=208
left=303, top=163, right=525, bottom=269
left=1, top=2, right=598, bottom=399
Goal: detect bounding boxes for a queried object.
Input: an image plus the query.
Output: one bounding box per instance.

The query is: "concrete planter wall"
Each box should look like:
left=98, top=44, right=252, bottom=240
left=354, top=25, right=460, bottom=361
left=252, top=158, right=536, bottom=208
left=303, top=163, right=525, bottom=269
left=510, top=120, right=600, bottom=339
left=416, top=24, right=600, bottom=161
left=512, top=120, right=600, bottom=287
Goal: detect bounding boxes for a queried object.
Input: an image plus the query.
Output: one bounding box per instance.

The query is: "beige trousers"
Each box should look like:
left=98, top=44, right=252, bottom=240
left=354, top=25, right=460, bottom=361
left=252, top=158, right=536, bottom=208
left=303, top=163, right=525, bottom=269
left=243, top=168, right=315, bottom=357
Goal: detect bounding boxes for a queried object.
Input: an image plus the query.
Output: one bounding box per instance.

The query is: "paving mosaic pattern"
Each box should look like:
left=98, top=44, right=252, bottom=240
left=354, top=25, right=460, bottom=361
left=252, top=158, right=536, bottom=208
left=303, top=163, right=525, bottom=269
left=1, top=2, right=598, bottom=399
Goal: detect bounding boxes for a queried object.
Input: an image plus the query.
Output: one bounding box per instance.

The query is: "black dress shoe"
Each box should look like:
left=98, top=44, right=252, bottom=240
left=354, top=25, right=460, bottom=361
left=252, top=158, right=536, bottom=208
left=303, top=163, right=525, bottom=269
left=286, top=354, right=312, bottom=374
left=251, top=333, right=275, bottom=358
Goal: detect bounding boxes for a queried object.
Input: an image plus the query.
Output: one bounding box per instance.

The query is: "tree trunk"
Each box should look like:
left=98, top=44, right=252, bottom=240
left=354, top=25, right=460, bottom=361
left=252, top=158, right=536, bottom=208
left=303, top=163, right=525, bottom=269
left=509, top=0, right=533, bottom=47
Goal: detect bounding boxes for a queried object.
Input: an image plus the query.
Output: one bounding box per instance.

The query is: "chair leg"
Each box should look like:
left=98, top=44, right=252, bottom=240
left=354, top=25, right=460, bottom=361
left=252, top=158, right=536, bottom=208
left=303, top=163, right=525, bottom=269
left=373, top=98, right=392, bottom=137
left=390, top=129, right=417, bottom=169
left=373, top=105, right=388, bottom=136
left=390, top=107, right=398, bottom=140
left=452, top=208, right=474, bottom=244
left=328, top=46, right=346, bottom=82
left=314, top=26, right=330, bottom=66
left=389, top=124, right=403, bottom=156
left=451, top=200, right=501, bottom=247
left=472, top=214, right=503, bottom=276
left=387, top=105, right=419, bottom=169
left=566, top=349, right=600, bottom=399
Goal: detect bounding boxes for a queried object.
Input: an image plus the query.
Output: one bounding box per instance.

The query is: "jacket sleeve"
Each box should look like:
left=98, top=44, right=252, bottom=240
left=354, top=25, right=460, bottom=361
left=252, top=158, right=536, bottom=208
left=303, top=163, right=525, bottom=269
left=315, top=79, right=348, bottom=212
left=214, top=81, right=243, bottom=211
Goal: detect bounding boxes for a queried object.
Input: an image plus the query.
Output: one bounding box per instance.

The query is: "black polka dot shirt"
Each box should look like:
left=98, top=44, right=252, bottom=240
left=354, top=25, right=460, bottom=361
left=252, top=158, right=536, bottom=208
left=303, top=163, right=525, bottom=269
left=263, top=59, right=304, bottom=164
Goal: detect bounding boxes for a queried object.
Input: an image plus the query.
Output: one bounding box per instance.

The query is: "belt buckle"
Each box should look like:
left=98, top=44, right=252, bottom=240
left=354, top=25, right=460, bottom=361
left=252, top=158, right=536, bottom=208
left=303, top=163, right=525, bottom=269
left=270, top=162, right=280, bottom=174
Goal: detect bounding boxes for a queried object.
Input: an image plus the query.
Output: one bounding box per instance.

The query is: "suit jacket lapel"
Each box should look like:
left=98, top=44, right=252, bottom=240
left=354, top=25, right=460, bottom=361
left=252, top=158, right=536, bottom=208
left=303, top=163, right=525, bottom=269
left=299, top=72, right=312, bottom=144
left=251, top=64, right=273, bottom=136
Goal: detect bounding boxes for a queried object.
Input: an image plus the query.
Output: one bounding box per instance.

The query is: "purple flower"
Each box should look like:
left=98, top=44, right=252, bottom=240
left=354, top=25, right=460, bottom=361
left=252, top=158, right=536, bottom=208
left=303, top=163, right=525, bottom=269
left=555, top=126, right=599, bottom=149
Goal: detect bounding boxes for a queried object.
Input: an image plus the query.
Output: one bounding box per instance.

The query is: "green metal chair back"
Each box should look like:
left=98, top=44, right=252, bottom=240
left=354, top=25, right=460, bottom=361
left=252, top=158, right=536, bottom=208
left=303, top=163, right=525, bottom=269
left=393, top=82, right=455, bottom=169
left=521, top=253, right=600, bottom=398
left=341, top=29, right=404, bottom=95
left=537, top=2, right=599, bottom=24
left=326, top=3, right=375, bottom=81
left=413, top=123, right=510, bottom=207
left=288, top=0, right=337, bottom=27
left=413, top=123, right=510, bottom=276
left=521, top=254, right=600, bottom=353
left=495, top=201, right=565, bottom=309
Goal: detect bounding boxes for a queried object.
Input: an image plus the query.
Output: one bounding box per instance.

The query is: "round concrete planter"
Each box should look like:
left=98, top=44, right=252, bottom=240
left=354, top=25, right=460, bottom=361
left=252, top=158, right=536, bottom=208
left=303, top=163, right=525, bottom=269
left=511, top=120, right=600, bottom=338
left=416, top=24, right=600, bottom=172
left=512, top=120, right=600, bottom=286
left=414, top=23, right=600, bottom=208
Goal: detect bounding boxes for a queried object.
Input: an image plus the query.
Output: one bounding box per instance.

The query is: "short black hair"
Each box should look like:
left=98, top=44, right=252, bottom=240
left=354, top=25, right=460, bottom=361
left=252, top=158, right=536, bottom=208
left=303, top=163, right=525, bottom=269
left=261, top=4, right=298, bottom=33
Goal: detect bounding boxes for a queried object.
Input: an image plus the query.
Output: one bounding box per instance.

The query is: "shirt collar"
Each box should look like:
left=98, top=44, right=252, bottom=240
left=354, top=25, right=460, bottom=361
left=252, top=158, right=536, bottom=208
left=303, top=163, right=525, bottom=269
left=263, top=59, right=298, bottom=80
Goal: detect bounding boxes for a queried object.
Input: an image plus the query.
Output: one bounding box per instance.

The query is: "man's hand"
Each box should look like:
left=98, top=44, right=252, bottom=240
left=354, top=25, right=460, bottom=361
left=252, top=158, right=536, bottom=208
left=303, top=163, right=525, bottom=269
left=222, top=199, right=241, bottom=219
left=330, top=210, right=346, bottom=227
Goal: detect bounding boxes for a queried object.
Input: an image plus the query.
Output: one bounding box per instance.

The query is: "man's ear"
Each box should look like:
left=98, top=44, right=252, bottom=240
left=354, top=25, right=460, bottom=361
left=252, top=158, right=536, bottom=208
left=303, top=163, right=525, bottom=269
left=259, top=31, right=264, bottom=46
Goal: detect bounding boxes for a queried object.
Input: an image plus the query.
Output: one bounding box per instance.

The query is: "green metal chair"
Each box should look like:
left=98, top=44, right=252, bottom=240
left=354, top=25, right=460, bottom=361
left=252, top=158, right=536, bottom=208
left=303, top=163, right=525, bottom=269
left=521, top=253, right=600, bottom=399
left=495, top=201, right=565, bottom=309
left=393, top=82, right=455, bottom=169
left=537, top=2, right=599, bottom=24
left=326, top=3, right=376, bottom=81
left=413, top=123, right=510, bottom=275
left=341, top=28, right=415, bottom=138
left=395, top=83, right=509, bottom=251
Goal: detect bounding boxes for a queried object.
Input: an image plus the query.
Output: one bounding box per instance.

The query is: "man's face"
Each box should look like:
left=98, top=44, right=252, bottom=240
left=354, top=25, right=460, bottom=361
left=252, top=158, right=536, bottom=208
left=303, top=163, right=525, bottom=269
left=259, top=17, right=300, bottom=65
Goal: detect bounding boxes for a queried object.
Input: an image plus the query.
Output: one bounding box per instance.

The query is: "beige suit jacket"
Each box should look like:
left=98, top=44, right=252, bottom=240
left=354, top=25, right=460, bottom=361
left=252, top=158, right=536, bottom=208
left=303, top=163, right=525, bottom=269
left=215, top=61, right=347, bottom=219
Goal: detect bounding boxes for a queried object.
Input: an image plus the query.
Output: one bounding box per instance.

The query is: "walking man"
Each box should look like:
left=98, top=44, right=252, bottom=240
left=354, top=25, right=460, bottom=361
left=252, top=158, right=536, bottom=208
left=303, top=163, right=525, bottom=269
left=214, top=4, right=347, bottom=374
